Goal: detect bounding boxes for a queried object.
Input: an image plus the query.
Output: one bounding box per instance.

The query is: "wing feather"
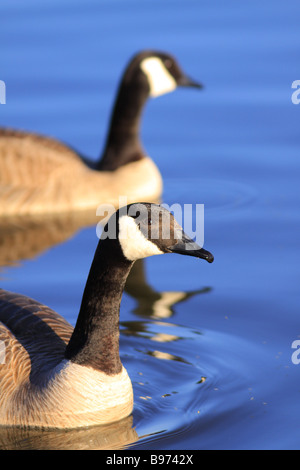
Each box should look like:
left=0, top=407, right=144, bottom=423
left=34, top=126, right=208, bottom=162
left=0, top=289, right=73, bottom=397
left=0, top=128, right=85, bottom=187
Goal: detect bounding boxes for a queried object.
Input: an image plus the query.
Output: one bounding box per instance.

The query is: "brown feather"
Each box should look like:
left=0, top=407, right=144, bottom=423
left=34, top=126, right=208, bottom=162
left=0, top=129, right=162, bottom=216
left=0, top=289, right=133, bottom=428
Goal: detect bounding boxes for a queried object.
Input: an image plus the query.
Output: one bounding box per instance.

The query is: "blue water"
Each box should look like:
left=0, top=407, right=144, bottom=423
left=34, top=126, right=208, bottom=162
left=0, top=0, right=300, bottom=450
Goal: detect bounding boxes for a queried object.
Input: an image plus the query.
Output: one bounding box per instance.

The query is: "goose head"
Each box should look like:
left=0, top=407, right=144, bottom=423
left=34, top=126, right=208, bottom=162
left=124, top=50, right=203, bottom=98
left=65, top=203, right=213, bottom=378
left=98, top=50, right=202, bottom=171
left=102, top=203, right=213, bottom=263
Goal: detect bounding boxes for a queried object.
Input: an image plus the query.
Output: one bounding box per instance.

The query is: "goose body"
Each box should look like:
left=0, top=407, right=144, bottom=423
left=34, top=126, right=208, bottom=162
left=0, top=129, right=160, bottom=216
left=0, top=291, right=132, bottom=428
left=0, top=203, right=213, bottom=428
left=0, top=51, right=202, bottom=217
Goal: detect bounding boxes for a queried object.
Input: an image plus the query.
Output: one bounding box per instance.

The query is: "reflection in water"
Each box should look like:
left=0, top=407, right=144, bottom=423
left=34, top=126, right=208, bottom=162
left=125, top=259, right=211, bottom=319
left=121, top=320, right=185, bottom=341
left=0, top=415, right=138, bottom=450
left=121, top=320, right=203, bottom=366
left=0, top=210, right=98, bottom=269
left=147, top=349, right=191, bottom=364
left=0, top=200, right=164, bottom=269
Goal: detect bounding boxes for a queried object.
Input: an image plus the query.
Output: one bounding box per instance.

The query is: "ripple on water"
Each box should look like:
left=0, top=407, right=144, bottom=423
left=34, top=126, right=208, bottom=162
left=163, top=178, right=258, bottom=216
left=120, top=320, right=265, bottom=449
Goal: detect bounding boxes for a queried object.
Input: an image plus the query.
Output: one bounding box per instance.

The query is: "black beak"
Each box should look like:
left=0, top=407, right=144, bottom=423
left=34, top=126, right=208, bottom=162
left=168, top=232, right=214, bottom=263
left=177, top=75, right=203, bottom=89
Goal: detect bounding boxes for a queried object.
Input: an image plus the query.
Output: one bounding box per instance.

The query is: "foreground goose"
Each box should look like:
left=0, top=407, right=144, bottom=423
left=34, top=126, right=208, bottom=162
left=0, top=50, right=202, bottom=217
left=0, top=203, right=213, bottom=428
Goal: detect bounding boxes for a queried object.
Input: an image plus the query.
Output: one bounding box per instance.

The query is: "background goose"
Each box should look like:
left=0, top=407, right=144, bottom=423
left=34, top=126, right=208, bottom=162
left=0, top=51, right=202, bottom=217
left=0, top=203, right=213, bottom=429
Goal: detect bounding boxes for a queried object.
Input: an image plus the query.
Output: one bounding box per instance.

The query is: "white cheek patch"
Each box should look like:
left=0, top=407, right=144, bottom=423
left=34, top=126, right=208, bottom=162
left=119, top=215, right=163, bottom=261
left=140, top=57, right=177, bottom=98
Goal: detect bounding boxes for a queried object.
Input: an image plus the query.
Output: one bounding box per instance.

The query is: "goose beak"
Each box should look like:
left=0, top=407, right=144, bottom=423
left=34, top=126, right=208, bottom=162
left=168, top=233, right=214, bottom=263
left=177, top=75, right=203, bottom=89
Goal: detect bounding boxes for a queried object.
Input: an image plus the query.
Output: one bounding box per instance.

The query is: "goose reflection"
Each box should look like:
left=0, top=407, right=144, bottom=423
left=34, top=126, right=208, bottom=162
left=0, top=415, right=138, bottom=450
left=0, top=210, right=99, bottom=269
left=124, top=259, right=211, bottom=319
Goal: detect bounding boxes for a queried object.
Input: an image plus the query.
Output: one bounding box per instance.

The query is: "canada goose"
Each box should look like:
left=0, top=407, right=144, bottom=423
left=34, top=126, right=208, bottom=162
left=0, top=203, right=213, bottom=428
left=0, top=51, right=202, bottom=217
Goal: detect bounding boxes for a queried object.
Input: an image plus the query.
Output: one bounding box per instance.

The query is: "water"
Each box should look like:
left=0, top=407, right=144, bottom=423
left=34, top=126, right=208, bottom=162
left=0, top=0, right=300, bottom=450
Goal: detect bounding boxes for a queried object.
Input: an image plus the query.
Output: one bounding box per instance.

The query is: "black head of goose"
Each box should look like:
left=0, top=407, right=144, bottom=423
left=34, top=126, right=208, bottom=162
left=0, top=51, right=202, bottom=216
left=0, top=203, right=213, bottom=429
left=97, top=50, right=203, bottom=171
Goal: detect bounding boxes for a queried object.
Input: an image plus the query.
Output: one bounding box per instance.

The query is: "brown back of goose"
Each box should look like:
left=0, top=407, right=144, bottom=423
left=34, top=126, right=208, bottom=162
left=0, top=289, right=73, bottom=400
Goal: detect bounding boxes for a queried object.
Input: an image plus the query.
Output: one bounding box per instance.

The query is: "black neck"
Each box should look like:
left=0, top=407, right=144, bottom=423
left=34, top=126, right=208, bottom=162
left=96, top=75, right=150, bottom=171
left=65, top=238, right=133, bottom=375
